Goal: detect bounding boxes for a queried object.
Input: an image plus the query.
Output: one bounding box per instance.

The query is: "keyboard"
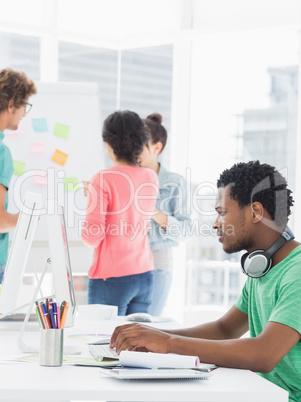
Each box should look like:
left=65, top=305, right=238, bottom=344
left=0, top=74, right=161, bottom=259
left=89, top=344, right=119, bottom=361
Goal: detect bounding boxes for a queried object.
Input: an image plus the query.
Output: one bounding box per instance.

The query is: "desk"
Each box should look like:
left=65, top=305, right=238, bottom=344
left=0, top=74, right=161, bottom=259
left=0, top=317, right=289, bottom=402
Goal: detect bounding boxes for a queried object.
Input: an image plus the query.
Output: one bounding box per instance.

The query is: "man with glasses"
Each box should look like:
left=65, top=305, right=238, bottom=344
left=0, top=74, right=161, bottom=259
left=0, top=68, right=36, bottom=283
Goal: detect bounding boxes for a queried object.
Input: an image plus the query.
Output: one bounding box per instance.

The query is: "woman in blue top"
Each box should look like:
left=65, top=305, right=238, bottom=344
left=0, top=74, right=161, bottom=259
left=139, top=113, right=192, bottom=316
left=0, top=68, right=36, bottom=282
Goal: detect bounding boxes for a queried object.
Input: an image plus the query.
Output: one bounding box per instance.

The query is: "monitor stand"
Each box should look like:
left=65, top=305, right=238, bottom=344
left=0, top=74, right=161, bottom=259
left=17, top=259, right=81, bottom=355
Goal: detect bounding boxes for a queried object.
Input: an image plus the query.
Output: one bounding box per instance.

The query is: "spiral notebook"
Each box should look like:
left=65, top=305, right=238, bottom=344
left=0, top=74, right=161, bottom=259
left=99, top=367, right=212, bottom=380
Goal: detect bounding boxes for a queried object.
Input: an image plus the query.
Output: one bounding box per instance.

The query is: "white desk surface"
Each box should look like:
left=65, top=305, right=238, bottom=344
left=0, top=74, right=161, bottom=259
left=0, top=314, right=289, bottom=402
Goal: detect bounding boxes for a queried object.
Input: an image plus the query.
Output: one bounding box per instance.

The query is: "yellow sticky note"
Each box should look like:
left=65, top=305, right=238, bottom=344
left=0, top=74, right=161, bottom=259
left=54, top=123, right=70, bottom=139
left=51, top=149, right=69, bottom=166
left=13, top=161, right=25, bottom=176
left=64, top=177, right=79, bottom=192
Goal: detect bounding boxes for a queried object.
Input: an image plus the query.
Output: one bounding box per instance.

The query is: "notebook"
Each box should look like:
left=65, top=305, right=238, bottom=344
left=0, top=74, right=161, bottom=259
left=99, top=367, right=212, bottom=380
left=89, top=346, right=218, bottom=371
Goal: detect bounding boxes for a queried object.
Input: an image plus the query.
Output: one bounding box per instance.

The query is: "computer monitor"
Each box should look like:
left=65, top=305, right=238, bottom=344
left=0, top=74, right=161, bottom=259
left=0, top=192, right=43, bottom=315
left=46, top=199, right=76, bottom=328
left=0, top=195, right=76, bottom=329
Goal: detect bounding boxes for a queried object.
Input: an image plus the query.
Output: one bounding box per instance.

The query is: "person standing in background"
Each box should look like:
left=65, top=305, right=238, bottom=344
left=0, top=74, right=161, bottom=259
left=0, top=68, right=36, bottom=283
left=139, top=113, right=192, bottom=316
left=82, top=110, right=159, bottom=315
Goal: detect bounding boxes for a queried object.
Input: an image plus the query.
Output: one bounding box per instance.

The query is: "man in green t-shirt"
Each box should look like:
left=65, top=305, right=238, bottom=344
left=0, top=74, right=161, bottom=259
left=0, top=68, right=36, bottom=282
left=110, top=161, right=301, bottom=402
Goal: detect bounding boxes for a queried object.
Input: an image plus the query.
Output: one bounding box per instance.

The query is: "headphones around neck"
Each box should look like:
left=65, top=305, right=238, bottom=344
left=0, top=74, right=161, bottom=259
left=241, top=226, right=295, bottom=278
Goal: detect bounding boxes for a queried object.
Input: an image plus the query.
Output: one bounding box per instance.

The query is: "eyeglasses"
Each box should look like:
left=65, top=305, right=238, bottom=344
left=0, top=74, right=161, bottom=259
left=24, top=102, right=32, bottom=114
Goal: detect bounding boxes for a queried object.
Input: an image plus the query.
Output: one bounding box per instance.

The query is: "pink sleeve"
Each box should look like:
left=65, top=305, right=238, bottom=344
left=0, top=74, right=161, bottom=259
left=81, top=173, right=109, bottom=248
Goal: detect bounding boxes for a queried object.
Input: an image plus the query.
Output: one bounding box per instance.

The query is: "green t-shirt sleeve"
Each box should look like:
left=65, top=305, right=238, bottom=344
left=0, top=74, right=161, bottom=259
left=236, top=279, right=249, bottom=315
left=0, top=146, right=13, bottom=189
left=269, top=265, right=301, bottom=335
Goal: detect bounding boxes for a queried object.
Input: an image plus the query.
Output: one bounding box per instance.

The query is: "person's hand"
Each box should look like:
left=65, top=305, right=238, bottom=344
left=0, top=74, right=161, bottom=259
left=152, top=208, right=159, bottom=217
left=151, top=208, right=167, bottom=229
left=83, top=181, right=89, bottom=197
left=110, top=323, right=172, bottom=354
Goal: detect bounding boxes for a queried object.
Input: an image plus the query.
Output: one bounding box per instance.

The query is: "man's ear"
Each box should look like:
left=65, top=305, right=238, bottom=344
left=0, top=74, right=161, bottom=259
left=251, top=202, right=264, bottom=223
left=8, top=100, right=14, bottom=111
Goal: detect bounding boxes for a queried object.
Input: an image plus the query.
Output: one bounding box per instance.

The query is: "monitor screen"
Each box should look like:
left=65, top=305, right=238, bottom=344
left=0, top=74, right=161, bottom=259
left=0, top=196, right=76, bottom=330
left=46, top=200, right=76, bottom=327
left=59, top=207, right=76, bottom=312
left=0, top=192, right=43, bottom=316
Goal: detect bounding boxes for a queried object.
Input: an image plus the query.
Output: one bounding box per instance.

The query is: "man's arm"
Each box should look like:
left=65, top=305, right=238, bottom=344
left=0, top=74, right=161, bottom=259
left=0, top=184, right=18, bottom=233
left=164, top=305, right=249, bottom=340
left=111, top=306, right=300, bottom=373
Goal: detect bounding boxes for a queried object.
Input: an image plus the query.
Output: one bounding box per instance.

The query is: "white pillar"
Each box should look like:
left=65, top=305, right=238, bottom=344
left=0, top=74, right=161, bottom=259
left=293, top=32, right=301, bottom=239
left=40, top=0, right=59, bottom=82
left=166, top=0, right=193, bottom=324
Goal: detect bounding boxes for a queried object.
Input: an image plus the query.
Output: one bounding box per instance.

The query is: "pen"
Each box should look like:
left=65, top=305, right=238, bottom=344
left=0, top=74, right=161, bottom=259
left=60, top=300, right=67, bottom=318
left=41, top=302, right=51, bottom=329
left=56, top=303, right=61, bottom=329
left=192, top=367, right=214, bottom=373
left=53, top=302, right=57, bottom=328
left=35, top=301, right=43, bottom=328
left=37, top=302, right=46, bottom=329
left=49, top=303, right=56, bottom=329
left=157, top=367, right=214, bottom=373
left=60, top=302, right=69, bottom=329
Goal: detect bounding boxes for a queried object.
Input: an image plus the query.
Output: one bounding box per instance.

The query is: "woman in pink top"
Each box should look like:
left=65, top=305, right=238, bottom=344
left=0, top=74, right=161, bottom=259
left=82, top=110, right=159, bottom=315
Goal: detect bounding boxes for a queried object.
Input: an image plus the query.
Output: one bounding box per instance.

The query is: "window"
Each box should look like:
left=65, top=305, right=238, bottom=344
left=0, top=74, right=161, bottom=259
left=59, top=42, right=118, bottom=119
left=186, top=26, right=299, bottom=311
left=0, top=32, right=40, bottom=79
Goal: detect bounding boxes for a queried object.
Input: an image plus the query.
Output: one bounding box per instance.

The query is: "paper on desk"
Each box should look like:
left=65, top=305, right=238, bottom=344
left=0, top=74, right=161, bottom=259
left=5, top=354, right=120, bottom=367
left=119, top=351, right=218, bottom=370
left=66, top=356, right=120, bottom=367
left=119, top=351, right=199, bottom=369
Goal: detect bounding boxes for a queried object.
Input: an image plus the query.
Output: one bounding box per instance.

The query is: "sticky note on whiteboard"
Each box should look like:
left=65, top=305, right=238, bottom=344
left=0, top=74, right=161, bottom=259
left=34, top=171, right=48, bottom=185
left=13, top=161, right=25, bottom=176
left=64, top=177, right=79, bottom=192
left=32, top=118, right=48, bottom=132
left=54, top=123, right=70, bottom=139
left=31, top=143, right=46, bottom=153
left=51, top=149, right=69, bottom=166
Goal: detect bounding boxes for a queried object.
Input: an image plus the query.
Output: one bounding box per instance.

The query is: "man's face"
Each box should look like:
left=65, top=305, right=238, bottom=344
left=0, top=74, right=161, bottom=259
left=7, top=102, right=27, bottom=130
left=213, top=186, right=254, bottom=254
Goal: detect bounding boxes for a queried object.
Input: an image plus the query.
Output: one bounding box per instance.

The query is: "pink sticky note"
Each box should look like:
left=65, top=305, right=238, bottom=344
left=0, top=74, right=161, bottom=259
left=34, top=172, right=48, bottom=185
left=31, top=143, right=46, bottom=153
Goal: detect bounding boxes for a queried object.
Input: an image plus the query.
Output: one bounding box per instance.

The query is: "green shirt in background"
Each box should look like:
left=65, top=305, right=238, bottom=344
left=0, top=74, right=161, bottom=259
left=236, top=246, right=301, bottom=402
left=0, top=130, right=14, bottom=265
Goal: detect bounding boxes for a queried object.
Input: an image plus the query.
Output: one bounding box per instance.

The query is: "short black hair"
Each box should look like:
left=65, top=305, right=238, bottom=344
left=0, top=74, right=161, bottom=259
left=103, top=110, right=150, bottom=165
left=217, top=160, right=294, bottom=228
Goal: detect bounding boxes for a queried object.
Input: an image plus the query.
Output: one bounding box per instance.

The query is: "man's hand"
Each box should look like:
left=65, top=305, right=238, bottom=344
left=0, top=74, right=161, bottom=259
left=110, top=323, right=173, bottom=355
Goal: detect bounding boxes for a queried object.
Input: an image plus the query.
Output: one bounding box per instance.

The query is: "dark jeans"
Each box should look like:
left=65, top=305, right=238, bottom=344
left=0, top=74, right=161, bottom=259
left=88, top=271, right=153, bottom=316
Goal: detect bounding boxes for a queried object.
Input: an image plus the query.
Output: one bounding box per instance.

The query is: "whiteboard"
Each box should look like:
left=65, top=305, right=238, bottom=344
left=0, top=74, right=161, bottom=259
left=5, top=82, right=104, bottom=241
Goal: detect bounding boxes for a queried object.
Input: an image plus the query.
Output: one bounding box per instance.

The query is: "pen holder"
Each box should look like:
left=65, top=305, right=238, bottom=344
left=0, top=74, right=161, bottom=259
left=39, top=329, right=64, bottom=367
